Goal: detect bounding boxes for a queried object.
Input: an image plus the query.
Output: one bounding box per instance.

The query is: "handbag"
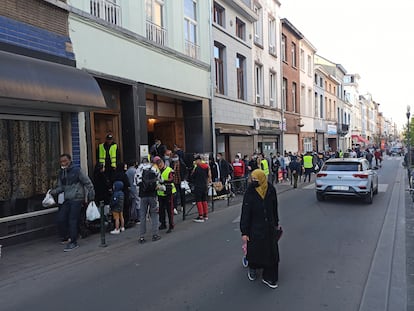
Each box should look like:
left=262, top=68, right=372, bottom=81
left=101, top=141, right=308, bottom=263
left=86, top=201, right=101, bottom=221
left=42, top=190, right=56, bottom=207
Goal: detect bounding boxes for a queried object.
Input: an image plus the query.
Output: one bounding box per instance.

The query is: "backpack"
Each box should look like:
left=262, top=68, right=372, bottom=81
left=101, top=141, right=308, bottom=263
left=141, top=168, right=158, bottom=192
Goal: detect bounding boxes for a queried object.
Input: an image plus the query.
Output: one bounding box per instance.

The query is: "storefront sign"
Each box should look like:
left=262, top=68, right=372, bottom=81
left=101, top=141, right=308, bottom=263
left=327, top=124, right=337, bottom=135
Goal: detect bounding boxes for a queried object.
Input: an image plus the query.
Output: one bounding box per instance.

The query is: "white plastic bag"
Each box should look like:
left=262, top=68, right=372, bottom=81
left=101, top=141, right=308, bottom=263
left=86, top=201, right=101, bottom=221
left=208, top=185, right=217, bottom=196
left=42, top=190, right=56, bottom=207
left=180, top=180, right=191, bottom=194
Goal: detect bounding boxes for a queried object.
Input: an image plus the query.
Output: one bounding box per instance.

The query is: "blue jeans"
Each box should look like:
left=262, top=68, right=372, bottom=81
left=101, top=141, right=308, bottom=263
left=57, top=200, right=82, bottom=243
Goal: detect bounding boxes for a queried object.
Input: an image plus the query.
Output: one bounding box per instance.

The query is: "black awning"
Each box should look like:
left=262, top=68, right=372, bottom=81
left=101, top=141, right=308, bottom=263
left=0, top=50, right=106, bottom=112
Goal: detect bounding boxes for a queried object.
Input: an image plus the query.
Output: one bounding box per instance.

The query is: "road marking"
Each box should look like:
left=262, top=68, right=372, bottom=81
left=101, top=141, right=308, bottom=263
left=303, top=183, right=388, bottom=192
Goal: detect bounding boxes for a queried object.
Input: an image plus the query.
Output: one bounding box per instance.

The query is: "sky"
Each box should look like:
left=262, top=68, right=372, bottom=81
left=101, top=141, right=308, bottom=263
left=279, top=0, right=414, bottom=130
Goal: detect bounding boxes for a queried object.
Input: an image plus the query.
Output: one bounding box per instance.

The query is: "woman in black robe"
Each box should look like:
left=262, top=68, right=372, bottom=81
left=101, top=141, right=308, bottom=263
left=240, top=169, right=281, bottom=289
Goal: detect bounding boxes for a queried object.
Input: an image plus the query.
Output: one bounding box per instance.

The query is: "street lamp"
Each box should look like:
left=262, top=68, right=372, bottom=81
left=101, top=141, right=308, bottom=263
left=407, top=105, right=411, bottom=174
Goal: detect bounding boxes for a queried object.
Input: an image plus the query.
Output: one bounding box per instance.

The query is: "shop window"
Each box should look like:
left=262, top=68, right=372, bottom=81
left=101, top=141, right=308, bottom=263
left=0, top=119, right=60, bottom=217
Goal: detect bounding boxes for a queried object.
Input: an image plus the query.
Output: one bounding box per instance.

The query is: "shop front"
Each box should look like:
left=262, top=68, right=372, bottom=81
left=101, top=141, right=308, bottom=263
left=0, top=51, right=106, bottom=245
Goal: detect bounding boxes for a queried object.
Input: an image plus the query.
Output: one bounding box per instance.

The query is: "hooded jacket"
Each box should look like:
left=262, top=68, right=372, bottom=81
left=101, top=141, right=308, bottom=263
left=51, top=164, right=95, bottom=202
left=190, top=162, right=210, bottom=193
left=110, top=180, right=124, bottom=212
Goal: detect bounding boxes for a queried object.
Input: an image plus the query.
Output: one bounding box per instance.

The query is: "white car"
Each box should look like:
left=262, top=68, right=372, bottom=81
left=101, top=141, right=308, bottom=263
left=315, top=158, right=379, bottom=204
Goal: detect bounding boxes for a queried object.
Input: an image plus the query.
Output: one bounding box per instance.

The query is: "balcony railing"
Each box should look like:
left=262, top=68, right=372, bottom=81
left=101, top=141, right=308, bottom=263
left=184, top=40, right=200, bottom=60
left=90, top=0, right=121, bottom=26
left=146, top=21, right=167, bottom=46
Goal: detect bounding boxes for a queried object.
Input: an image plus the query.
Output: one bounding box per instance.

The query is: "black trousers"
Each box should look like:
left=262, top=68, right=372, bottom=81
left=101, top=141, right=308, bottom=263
left=158, top=195, right=174, bottom=228
left=249, top=262, right=279, bottom=283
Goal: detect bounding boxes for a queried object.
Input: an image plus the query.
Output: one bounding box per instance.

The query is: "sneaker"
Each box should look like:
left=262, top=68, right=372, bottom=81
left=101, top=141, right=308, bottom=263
left=136, top=220, right=141, bottom=225
left=120, top=227, right=125, bottom=232
left=64, top=242, right=79, bottom=252
left=60, top=238, right=71, bottom=245
left=139, top=237, right=146, bottom=244
left=247, top=268, right=257, bottom=281
left=159, top=224, right=167, bottom=230
left=110, top=229, right=120, bottom=234
left=152, top=235, right=161, bottom=242
left=262, top=279, right=278, bottom=289
left=193, top=216, right=205, bottom=223
left=174, top=208, right=178, bottom=215
left=203, top=215, right=208, bottom=220
left=242, top=256, right=248, bottom=268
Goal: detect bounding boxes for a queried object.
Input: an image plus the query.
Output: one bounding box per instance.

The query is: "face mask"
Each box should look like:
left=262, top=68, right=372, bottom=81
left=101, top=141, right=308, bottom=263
left=251, top=180, right=259, bottom=188
left=165, top=156, right=170, bottom=160
left=172, top=157, right=179, bottom=162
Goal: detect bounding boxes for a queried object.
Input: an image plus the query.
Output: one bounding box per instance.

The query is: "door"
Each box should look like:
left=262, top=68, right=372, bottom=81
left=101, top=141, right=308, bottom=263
left=93, top=113, right=121, bottom=165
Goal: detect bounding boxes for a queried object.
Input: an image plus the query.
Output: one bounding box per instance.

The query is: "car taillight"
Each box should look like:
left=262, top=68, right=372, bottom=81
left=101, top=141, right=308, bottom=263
left=353, top=174, right=368, bottom=179
left=317, top=173, right=327, bottom=177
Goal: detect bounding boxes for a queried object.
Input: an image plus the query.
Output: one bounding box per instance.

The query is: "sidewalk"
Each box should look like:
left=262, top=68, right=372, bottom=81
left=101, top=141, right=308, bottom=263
left=0, top=175, right=311, bottom=285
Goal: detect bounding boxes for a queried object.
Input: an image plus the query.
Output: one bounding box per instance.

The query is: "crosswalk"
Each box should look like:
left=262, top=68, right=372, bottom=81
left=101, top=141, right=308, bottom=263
left=303, top=183, right=388, bottom=192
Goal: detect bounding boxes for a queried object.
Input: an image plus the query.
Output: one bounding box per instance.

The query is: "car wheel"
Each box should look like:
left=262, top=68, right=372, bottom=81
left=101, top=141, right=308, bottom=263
left=364, top=187, right=373, bottom=204
left=316, top=192, right=324, bottom=202
left=373, top=184, right=378, bottom=195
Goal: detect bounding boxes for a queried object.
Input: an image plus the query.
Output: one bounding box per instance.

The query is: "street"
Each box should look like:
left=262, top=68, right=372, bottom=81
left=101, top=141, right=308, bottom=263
left=0, top=156, right=407, bottom=311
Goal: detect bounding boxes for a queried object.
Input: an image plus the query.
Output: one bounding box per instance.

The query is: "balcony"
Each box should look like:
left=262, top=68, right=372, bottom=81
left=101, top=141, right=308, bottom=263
left=146, top=21, right=167, bottom=46
left=90, top=0, right=121, bottom=26
left=337, top=123, right=349, bottom=136
left=185, top=40, right=200, bottom=60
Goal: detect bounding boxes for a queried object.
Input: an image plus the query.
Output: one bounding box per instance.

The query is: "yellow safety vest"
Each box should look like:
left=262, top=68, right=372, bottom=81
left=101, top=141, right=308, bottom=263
left=303, top=155, right=313, bottom=168
left=261, top=159, right=269, bottom=176
left=157, top=166, right=177, bottom=196
left=98, top=144, right=118, bottom=168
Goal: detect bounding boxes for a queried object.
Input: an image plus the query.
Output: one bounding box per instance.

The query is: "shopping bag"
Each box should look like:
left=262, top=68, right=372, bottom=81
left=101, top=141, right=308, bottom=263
left=42, top=190, right=56, bottom=207
left=208, top=185, right=217, bottom=196
left=181, top=180, right=191, bottom=194
left=86, top=201, right=101, bottom=221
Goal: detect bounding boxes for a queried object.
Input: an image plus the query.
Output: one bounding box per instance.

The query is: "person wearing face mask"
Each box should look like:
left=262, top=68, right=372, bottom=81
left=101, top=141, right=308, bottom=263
left=50, top=154, right=95, bottom=252
left=240, top=169, right=281, bottom=289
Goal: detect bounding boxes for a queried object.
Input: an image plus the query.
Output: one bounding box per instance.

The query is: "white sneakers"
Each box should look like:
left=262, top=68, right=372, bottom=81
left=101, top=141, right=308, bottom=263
left=110, top=227, right=125, bottom=234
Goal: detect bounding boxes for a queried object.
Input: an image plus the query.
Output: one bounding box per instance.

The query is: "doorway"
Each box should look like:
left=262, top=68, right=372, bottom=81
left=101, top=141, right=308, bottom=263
left=92, top=112, right=121, bottom=165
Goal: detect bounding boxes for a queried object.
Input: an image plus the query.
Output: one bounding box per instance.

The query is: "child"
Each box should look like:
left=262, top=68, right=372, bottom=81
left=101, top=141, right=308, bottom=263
left=110, top=181, right=125, bottom=234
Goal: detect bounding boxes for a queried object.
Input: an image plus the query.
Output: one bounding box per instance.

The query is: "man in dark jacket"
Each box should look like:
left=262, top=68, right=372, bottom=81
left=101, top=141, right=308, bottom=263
left=51, top=154, right=95, bottom=252
left=288, top=156, right=301, bottom=188
left=216, top=153, right=233, bottom=183
left=190, top=155, right=211, bottom=222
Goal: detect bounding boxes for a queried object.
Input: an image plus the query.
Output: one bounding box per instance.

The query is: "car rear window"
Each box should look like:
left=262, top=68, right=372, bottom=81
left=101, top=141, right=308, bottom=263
left=322, top=163, right=362, bottom=171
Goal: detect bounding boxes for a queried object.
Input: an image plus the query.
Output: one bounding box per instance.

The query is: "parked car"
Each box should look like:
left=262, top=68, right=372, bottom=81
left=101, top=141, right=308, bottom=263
left=389, top=146, right=403, bottom=156
left=315, top=158, right=379, bottom=204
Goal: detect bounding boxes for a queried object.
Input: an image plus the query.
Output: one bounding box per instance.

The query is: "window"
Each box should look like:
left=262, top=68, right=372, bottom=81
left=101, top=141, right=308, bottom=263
left=236, top=18, right=245, bottom=40
left=90, top=0, right=121, bottom=25
left=236, top=54, right=245, bottom=100
left=269, top=71, right=277, bottom=107
left=301, top=84, right=306, bottom=114
left=213, top=2, right=225, bottom=27
left=291, top=43, right=297, bottom=67
left=320, top=94, right=323, bottom=118
left=282, top=78, right=287, bottom=110
left=281, top=35, right=287, bottom=62
left=300, top=49, right=305, bottom=70
left=314, top=74, right=318, bottom=84
left=253, top=4, right=263, bottom=45
left=146, top=0, right=166, bottom=45
left=304, top=138, right=312, bottom=152
left=268, top=17, right=276, bottom=55
left=255, top=64, right=263, bottom=104
left=319, top=77, right=323, bottom=87
left=184, top=0, right=199, bottom=59
left=307, top=55, right=312, bottom=76
left=314, top=92, right=319, bottom=117
left=214, top=42, right=225, bottom=94
left=292, top=82, right=297, bottom=112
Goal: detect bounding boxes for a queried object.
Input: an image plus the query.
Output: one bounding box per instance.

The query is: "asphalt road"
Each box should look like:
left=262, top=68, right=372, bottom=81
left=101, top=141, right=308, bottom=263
left=0, top=156, right=407, bottom=311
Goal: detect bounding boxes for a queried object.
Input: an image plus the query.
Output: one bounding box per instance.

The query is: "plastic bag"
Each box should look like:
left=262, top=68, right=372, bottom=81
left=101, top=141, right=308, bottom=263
left=42, top=190, right=56, bottom=207
left=208, top=185, right=217, bottom=196
left=86, top=201, right=101, bottom=221
left=181, top=180, right=191, bottom=194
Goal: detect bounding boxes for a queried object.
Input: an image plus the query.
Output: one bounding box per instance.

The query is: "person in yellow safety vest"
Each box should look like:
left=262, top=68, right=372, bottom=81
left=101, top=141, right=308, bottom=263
left=155, top=157, right=176, bottom=233
left=97, top=133, right=120, bottom=181
left=302, top=151, right=314, bottom=183
left=339, top=150, right=344, bottom=158
left=258, top=153, right=270, bottom=177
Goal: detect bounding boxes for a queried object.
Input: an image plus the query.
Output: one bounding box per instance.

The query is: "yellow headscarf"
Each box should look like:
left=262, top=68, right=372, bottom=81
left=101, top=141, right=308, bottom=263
left=251, top=169, right=268, bottom=199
